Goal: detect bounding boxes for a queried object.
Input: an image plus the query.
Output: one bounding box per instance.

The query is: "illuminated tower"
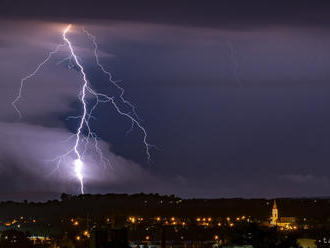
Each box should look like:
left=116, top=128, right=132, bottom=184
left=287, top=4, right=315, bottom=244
left=270, top=200, right=278, bottom=225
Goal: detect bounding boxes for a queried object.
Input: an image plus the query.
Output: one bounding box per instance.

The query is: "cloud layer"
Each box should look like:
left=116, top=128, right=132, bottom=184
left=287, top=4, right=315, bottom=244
left=1, top=17, right=330, bottom=199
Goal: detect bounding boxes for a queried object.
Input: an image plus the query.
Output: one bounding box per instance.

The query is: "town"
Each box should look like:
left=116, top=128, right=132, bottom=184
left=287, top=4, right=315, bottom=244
left=0, top=193, right=329, bottom=247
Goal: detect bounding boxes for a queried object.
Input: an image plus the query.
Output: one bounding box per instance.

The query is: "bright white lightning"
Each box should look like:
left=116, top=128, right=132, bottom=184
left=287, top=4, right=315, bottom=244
left=73, top=159, right=84, bottom=192
left=82, top=27, right=152, bottom=160
left=62, top=24, right=88, bottom=194
left=12, top=24, right=153, bottom=195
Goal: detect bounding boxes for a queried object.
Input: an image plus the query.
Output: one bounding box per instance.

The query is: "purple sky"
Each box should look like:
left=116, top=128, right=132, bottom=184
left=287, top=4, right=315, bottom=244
left=1, top=1, right=330, bottom=200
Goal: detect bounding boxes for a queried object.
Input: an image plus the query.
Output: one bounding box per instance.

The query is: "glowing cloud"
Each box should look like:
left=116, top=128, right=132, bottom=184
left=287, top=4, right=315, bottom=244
left=12, top=24, right=153, bottom=194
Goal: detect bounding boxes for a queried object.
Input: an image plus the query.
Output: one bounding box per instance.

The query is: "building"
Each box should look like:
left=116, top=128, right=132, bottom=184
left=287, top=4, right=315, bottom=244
left=270, top=200, right=297, bottom=230
left=270, top=200, right=279, bottom=225
left=90, top=227, right=130, bottom=248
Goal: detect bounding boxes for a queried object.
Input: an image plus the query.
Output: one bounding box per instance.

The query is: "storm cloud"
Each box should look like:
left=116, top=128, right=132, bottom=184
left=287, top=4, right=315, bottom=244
left=1, top=1, right=330, bottom=199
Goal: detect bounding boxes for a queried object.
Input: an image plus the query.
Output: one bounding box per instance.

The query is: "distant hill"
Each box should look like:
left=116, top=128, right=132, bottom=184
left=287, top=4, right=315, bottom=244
left=0, top=193, right=329, bottom=222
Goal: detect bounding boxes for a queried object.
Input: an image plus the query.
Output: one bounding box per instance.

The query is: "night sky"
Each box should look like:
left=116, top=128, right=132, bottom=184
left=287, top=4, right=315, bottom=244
left=1, top=1, right=330, bottom=200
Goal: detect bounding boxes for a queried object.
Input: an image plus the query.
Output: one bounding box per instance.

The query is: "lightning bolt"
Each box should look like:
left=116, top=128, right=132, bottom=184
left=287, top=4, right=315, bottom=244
left=11, top=43, right=65, bottom=119
left=62, top=24, right=87, bottom=194
left=12, top=24, right=153, bottom=194
left=82, top=27, right=152, bottom=160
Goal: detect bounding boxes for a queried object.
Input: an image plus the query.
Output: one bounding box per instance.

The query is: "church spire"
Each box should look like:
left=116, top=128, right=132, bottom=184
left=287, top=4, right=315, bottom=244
left=270, top=200, right=279, bottom=226
left=273, top=200, right=277, bottom=209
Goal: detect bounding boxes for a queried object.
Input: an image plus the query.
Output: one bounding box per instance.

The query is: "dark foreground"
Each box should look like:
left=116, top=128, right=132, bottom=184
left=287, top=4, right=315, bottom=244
left=0, top=193, right=329, bottom=247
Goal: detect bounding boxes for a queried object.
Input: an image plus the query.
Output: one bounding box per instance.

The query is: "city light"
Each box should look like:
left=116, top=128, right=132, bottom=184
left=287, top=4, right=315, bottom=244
left=83, top=230, right=90, bottom=238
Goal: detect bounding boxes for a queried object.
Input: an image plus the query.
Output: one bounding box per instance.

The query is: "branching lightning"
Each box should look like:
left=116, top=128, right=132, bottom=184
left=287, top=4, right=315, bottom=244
left=82, top=27, right=152, bottom=160
left=12, top=43, right=65, bottom=119
left=12, top=24, right=153, bottom=194
left=62, top=24, right=88, bottom=194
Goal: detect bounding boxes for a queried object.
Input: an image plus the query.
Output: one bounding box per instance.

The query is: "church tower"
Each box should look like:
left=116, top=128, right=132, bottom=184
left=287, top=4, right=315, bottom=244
left=270, top=200, right=278, bottom=225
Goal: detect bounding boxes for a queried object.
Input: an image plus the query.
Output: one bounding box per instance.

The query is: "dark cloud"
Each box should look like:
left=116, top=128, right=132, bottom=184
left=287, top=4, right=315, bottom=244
left=1, top=7, right=330, bottom=200
left=0, top=39, right=11, bottom=48
left=1, top=0, right=330, bottom=30
left=280, top=174, right=329, bottom=186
